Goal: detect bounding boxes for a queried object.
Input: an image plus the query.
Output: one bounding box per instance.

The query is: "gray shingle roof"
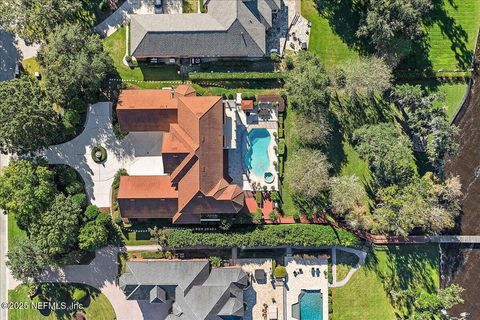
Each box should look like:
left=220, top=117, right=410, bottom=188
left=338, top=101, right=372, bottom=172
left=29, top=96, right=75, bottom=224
left=130, top=0, right=271, bottom=58
left=119, top=260, right=247, bottom=320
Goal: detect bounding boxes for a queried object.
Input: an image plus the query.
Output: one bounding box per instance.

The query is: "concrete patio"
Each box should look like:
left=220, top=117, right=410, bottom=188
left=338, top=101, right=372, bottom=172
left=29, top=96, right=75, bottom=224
left=42, top=102, right=165, bottom=208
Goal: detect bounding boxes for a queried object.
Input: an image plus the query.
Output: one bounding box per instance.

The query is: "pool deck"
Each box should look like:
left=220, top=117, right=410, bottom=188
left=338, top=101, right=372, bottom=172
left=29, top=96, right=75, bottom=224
left=285, top=257, right=329, bottom=320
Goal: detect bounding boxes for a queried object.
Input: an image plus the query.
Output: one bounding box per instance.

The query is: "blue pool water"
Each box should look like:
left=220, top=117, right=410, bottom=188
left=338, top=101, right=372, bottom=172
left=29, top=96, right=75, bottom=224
left=244, top=128, right=271, bottom=178
left=300, top=290, right=323, bottom=320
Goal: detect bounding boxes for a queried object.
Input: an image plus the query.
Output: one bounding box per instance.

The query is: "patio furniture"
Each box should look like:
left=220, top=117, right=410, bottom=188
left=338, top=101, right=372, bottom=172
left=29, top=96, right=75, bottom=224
left=316, top=268, right=320, bottom=277
left=268, top=305, right=278, bottom=320
left=293, top=271, right=297, bottom=277
left=299, top=268, right=303, bottom=274
left=311, top=267, right=315, bottom=276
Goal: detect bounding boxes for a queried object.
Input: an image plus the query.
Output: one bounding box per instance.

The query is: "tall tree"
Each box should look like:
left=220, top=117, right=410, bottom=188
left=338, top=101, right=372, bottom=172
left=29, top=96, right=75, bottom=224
left=353, top=123, right=417, bottom=187
left=0, top=0, right=83, bottom=45
left=291, top=113, right=331, bottom=148
left=330, top=175, right=367, bottom=215
left=32, top=194, right=82, bottom=257
left=392, top=84, right=458, bottom=170
left=6, top=238, right=47, bottom=284
left=78, top=221, right=109, bottom=250
left=0, top=77, right=59, bottom=154
left=332, top=57, right=393, bottom=100
left=285, top=148, right=331, bottom=211
left=0, top=158, right=57, bottom=231
left=284, top=51, right=330, bottom=116
left=38, top=23, right=113, bottom=107
left=357, top=0, right=433, bottom=65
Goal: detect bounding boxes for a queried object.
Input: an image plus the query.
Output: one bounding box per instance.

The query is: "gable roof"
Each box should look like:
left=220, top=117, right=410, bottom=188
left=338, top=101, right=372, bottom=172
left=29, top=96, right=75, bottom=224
left=130, top=0, right=268, bottom=58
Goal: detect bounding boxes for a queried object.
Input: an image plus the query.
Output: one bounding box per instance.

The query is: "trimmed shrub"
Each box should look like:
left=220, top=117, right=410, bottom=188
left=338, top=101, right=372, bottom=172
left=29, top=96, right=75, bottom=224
left=165, top=225, right=360, bottom=248
left=70, top=193, right=87, bottom=209
left=96, top=212, right=112, bottom=226
left=66, top=181, right=84, bottom=195
left=255, top=191, right=262, bottom=206
left=91, top=146, right=107, bottom=163
left=84, top=205, right=101, bottom=221
left=189, top=71, right=287, bottom=81
left=72, top=287, right=89, bottom=303
left=273, top=266, right=287, bottom=278
left=114, top=214, right=123, bottom=225
left=227, top=93, right=234, bottom=100
left=125, top=55, right=132, bottom=63
left=141, top=251, right=164, bottom=259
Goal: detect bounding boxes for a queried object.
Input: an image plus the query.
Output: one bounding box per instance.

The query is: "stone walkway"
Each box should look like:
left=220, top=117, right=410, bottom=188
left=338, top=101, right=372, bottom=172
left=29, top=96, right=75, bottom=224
left=42, top=102, right=165, bottom=208
left=40, top=246, right=170, bottom=320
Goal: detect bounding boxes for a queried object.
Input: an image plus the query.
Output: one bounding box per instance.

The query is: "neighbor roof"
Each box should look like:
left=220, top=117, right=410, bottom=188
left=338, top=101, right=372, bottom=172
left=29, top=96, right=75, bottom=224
left=130, top=0, right=269, bottom=58
left=119, top=260, right=247, bottom=320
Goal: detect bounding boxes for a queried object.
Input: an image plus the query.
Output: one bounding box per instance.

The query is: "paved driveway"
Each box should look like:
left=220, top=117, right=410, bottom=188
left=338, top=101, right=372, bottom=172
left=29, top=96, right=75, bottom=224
left=0, top=29, right=19, bottom=82
left=42, top=102, right=165, bottom=208
left=95, top=0, right=155, bottom=37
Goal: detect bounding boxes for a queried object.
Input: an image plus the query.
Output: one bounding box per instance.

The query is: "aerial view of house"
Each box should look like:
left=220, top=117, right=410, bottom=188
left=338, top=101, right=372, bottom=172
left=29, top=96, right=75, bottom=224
left=0, top=0, right=480, bottom=319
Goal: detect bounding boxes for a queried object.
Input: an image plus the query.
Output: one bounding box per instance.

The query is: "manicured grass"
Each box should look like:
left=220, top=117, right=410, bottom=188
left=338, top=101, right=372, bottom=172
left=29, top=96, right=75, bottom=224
left=331, top=244, right=439, bottom=319
left=8, top=214, right=26, bottom=249
left=301, top=0, right=359, bottom=69
left=21, top=58, right=41, bottom=76
left=427, top=81, right=468, bottom=120
left=182, top=0, right=198, bottom=13
left=424, top=0, right=480, bottom=70
left=103, top=25, right=180, bottom=81
left=9, top=283, right=115, bottom=320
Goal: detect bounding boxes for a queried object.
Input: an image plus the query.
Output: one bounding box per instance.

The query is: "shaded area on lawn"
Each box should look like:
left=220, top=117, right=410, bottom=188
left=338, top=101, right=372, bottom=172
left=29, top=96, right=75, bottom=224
left=8, top=283, right=115, bottom=320
left=331, top=244, right=439, bottom=320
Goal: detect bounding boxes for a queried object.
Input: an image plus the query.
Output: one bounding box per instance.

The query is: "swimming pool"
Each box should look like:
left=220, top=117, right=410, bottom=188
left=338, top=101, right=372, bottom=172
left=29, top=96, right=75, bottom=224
left=299, top=290, right=323, bottom=320
left=244, top=128, right=271, bottom=178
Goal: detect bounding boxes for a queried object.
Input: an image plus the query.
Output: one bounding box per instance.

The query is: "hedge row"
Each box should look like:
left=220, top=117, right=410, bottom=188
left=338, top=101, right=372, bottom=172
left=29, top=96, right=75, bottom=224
left=166, top=224, right=360, bottom=248
left=394, top=70, right=472, bottom=80
left=188, top=71, right=287, bottom=81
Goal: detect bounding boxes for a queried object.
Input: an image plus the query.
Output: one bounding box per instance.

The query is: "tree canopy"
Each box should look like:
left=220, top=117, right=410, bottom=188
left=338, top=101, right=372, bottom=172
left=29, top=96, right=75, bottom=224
left=353, top=123, right=417, bottom=187
left=38, top=23, right=113, bottom=107
left=79, top=220, right=109, bottom=250
left=0, top=158, right=57, bottom=231
left=357, top=0, right=433, bottom=65
left=392, top=84, right=458, bottom=171
left=6, top=238, right=46, bottom=284
left=0, top=0, right=83, bottom=45
left=284, top=51, right=330, bottom=116
left=32, top=194, right=82, bottom=257
left=290, top=113, right=331, bottom=148
left=0, top=77, right=59, bottom=154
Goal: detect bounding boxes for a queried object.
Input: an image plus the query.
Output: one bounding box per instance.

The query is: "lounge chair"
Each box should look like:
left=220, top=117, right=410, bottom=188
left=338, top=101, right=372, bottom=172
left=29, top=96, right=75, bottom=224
left=311, top=267, right=315, bottom=276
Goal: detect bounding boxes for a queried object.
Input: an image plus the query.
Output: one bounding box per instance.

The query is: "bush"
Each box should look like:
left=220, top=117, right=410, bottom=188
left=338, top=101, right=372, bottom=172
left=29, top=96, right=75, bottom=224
left=91, top=146, right=107, bottom=163
left=99, top=0, right=109, bottom=11
left=270, top=52, right=280, bottom=62
left=66, top=181, right=84, bottom=195
left=84, top=205, right=101, bottom=221
left=189, top=71, right=286, bottom=81
left=255, top=191, right=262, bottom=206
left=227, top=93, right=234, bottom=100
left=114, top=214, right=123, bottom=225
left=273, top=266, right=287, bottom=278
left=96, top=212, right=111, bottom=226
left=209, top=256, right=223, bottom=267
left=285, top=55, right=294, bottom=70
left=70, top=193, right=87, bottom=209
left=271, top=191, right=281, bottom=203
left=165, top=225, right=360, bottom=248
left=70, top=97, right=88, bottom=113
left=219, top=216, right=233, bottom=231
left=56, top=165, right=78, bottom=188
left=125, top=55, right=132, bottom=63
left=269, top=210, right=278, bottom=222
left=72, top=287, right=88, bottom=303
left=141, top=251, right=164, bottom=259
left=252, top=209, right=263, bottom=224
left=63, top=109, right=81, bottom=135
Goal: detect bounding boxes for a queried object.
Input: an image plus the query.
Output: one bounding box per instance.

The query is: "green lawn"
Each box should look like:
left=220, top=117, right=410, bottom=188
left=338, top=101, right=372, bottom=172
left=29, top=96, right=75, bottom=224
left=336, top=249, right=360, bottom=282
left=427, top=81, right=468, bottom=120
left=103, top=25, right=180, bottom=81
left=332, top=245, right=439, bottom=319
left=301, top=0, right=359, bottom=69
left=9, top=284, right=115, bottom=320
left=302, top=0, right=480, bottom=71
left=8, top=214, right=26, bottom=249
left=423, top=0, right=480, bottom=70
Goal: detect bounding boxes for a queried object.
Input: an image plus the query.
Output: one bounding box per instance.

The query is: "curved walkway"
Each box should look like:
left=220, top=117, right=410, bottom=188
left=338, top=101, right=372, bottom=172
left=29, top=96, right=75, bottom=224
left=41, top=102, right=165, bottom=207
left=330, top=246, right=367, bottom=288
left=39, top=246, right=170, bottom=320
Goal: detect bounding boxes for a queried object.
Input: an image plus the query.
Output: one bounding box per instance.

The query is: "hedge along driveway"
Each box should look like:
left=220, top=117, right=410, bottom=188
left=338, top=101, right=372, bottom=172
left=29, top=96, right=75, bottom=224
left=165, top=225, right=360, bottom=249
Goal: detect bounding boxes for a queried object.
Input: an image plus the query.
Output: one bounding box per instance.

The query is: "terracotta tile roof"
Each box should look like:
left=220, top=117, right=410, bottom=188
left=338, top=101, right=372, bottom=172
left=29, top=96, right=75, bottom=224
left=241, top=100, right=254, bottom=110
left=117, top=87, right=245, bottom=222
left=118, top=176, right=178, bottom=199
left=117, top=89, right=177, bottom=110
left=175, top=85, right=197, bottom=97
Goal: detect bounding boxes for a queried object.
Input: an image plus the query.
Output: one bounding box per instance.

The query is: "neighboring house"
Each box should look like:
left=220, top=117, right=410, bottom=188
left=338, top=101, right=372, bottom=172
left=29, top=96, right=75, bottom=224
left=119, top=260, right=248, bottom=320
left=116, top=85, right=245, bottom=223
left=129, top=0, right=282, bottom=62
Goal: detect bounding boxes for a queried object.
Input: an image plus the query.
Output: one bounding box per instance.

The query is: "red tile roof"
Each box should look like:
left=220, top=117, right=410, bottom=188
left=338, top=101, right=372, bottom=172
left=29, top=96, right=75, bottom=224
left=117, top=176, right=178, bottom=199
